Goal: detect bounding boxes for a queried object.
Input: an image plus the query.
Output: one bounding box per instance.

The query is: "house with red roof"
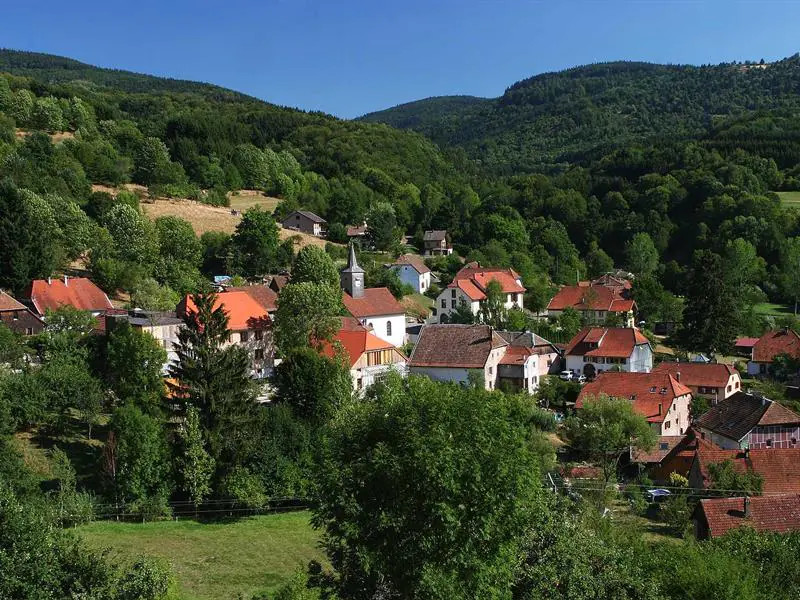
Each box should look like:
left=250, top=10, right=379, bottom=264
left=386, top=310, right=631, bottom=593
left=577, top=371, right=692, bottom=436
left=321, top=317, right=407, bottom=393
left=694, top=494, right=800, bottom=539
left=564, top=327, right=653, bottom=377
left=688, top=446, right=800, bottom=494
left=388, top=254, right=432, bottom=294
left=631, top=430, right=715, bottom=483
left=547, top=277, right=636, bottom=327
left=694, top=391, right=800, bottom=450
left=747, top=328, right=800, bottom=376
left=178, top=290, right=273, bottom=378
left=653, top=362, right=741, bottom=402
left=432, top=262, right=525, bottom=324
left=340, top=245, right=406, bottom=348
left=25, top=276, right=113, bottom=317
left=0, top=290, right=44, bottom=335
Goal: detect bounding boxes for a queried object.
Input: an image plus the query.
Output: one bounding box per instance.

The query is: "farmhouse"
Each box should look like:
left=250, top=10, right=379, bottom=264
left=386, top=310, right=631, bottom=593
left=547, top=282, right=636, bottom=327
left=281, top=210, right=326, bottom=237
left=321, top=317, right=407, bottom=393
left=577, top=371, right=692, bottom=436
left=653, top=362, right=741, bottom=402
left=747, top=328, right=800, bottom=376
left=105, top=310, right=184, bottom=374
left=388, top=254, right=431, bottom=294
left=694, top=494, right=800, bottom=539
left=432, top=263, right=525, bottom=324
left=0, top=290, right=44, bottom=335
left=694, top=391, right=800, bottom=450
left=564, top=327, right=653, bottom=377
left=422, top=230, right=452, bottom=256
left=25, top=276, right=113, bottom=317
left=340, top=245, right=406, bottom=348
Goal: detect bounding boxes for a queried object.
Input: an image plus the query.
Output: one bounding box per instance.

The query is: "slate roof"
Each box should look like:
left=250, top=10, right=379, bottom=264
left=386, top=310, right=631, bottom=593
left=343, top=288, right=405, bottom=318
left=547, top=284, right=635, bottom=313
left=410, top=324, right=508, bottom=369
left=423, top=230, right=448, bottom=242
left=391, top=254, right=431, bottom=274
left=283, top=210, right=326, bottom=224
left=694, top=392, right=800, bottom=442
left=576, top=371, right=692, bottom=424
left=693, top=447, right=800, bottom=494
left=653, top=362, right=738, bottom=389
left=0, top=290, right=27, bottom=311
left=496, top=330, right=560, bottom=356
left=26, top=277, right=113, bottom=315
left=697, top=494, right=800, bottom=538
left=752, top=329, right=800, bottom=363
left=565, top=327, right=650, bottom=358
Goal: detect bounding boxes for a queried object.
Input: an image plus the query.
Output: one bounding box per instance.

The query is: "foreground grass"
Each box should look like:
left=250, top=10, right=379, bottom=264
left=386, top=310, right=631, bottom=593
left=78, top=512, right=324, bottom=600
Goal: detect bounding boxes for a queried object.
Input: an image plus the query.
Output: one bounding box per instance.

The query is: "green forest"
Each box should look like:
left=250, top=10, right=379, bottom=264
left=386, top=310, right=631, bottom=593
left=3, top=49, right=800, bottom=599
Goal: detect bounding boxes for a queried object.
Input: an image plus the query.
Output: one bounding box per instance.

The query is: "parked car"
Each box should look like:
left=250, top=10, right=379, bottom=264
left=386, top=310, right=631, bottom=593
left=559, top=370, right=573, bottom=381
left=645, top=488, right=671, bottom=503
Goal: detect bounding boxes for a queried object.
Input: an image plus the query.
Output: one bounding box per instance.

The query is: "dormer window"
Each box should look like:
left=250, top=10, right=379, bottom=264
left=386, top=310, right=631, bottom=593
left=649, top=386, right=657, bottom=393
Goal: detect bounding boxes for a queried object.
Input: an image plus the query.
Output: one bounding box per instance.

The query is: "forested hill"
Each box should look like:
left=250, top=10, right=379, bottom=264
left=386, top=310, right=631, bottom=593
left=360, top=57, right=800, bottom=172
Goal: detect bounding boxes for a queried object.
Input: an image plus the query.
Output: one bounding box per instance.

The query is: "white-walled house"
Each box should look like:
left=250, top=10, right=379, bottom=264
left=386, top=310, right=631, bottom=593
left=409, top=324, right=508, bottom=390
left=341, top=245, right=406, bottom=348
left=433, top=263, right=525, bottom=323
left=653, top=362, right=742, bottom=403
left=389, top=254, right=431, bottom=294
left=564, top=327, right=653, bottom=377
left=496, top=331, right=561, bottom=393
left=747, top=328, right=800, bottom=376
left=577, top=371, right=693, bottom=436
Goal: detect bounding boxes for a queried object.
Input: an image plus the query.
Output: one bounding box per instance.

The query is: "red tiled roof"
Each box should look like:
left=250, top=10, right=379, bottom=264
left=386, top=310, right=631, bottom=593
left=698, top=494, right=800, bottom=538
left=752, top=329, right=800, bottom=363
left=450, top=264, right=525, bottom=294
left=321, top=317, right=396, bottom=367
left=181, top=291, right=270, bottom=331
left=452, top=279, right=486, bottom=301
left=226, top=285, right=278, bottom=312
left=565, top=327, right=650, bottom=358
left=343, top=288, right=405, bottom=318
left=410, top=324, right=507, bottom=368
left=26, top=277, right=113, bottom=315
left=735, top=337, right=760, bottom=349
left=632, top=435, right=683, bottom=464
left=694, top=447, right=800, bottom=494
left=695, top=392, right=800, bottom=441
left=392, top=254, right=431, bottom=274
left=653, top=362, right=737, bottom=389
left=577, top=371, right=692, bottom=424
left=547, top=284, right=635, bottom=313
left=0, top=290, right=26, bottom=311
left=499, top=345, right=534, bottom=365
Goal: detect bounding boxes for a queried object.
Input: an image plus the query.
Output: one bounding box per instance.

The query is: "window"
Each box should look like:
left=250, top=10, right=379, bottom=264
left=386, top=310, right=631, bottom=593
left=12, top=312, right=18, bottom=321
left=547, top=359, right=552, bottom=367
left=451, top=289, right=456, bottom=298
left=511, top=293, right=518, bottom=303
left=254, top=349, right=264, bottom=360
left=386, top=321, right=392, bottom=337
left=240, top=331, right=249, bottom=343
left=488, top=366, right=493, bottom=375
left=26, top=327, right=33, bottom=335
left=255, top=330, right=263, bottom=341
left=727, top=385, right=732, bottom=392
left=766, top=439, right=773, bottom=447
left=735, top=381, right=740, bottom=389
left=441, top=299, right=447, bottom=308
left=659, top=442, right=669, bottom=451
left=664, top=421, right=671, bottom=429
left=760, top=364, right=767, bottom=374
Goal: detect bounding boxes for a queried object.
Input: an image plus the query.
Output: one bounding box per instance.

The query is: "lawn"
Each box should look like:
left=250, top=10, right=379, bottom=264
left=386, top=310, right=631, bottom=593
left=754, top=302, right=794, bottom=316
left=776, top=190, right=800, bottom=208
left=78, top=511, right=324, bottom=600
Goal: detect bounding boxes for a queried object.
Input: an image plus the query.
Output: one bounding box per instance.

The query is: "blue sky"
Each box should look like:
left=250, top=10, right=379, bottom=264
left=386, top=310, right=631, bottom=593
left=2, top=1, right=799, bottom=118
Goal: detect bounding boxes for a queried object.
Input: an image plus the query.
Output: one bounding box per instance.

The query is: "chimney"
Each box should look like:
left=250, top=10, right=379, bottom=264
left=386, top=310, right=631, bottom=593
left=63, top=275, right=68, bottom=286
left=744, top=496, right=750, bottom=518
left=675, top=371, right=681, bottom=382
left=47, top=277, right=51, bottom=285
left=658, top=403, right=662, bottom=415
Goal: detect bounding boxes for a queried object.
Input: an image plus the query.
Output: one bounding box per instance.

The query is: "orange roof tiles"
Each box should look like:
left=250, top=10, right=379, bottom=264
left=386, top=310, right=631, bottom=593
left=226, top=285, right=278, bottom=312
left=449, top=264, right=525, bottom=295
left=0, top=290, right=26, bottom=311
left=577, top=371, right=692, bottom=424
left=547, top=284, right=635, bottom=313
left=343, top=288, right=405, bottom=318
left=565, top=327, right=650, bottom=358
left=694, top=447, right=800, bottom=494
left=321, top=317, right=395, bottom=367
left=26, top=277, right=113, bottom=315
left=181, top=291, right=270, bottom=331
left=698, top=494, right=800, bottom=538
left=752, top=329, right=800, bottom=363
left=653, top=362, right=737, bottom=389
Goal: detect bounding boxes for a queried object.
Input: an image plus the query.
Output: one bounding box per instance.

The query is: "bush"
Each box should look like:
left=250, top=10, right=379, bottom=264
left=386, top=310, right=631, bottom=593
left=201, top=186, right=230, bottom=207
left=326, top=222, right=348, bottom=244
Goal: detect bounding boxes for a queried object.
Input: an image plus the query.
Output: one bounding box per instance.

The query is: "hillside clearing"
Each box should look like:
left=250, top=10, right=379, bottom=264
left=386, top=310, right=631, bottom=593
left=777, top=191, right=800, bottom=208
left=78, top=512, right=324, bottom=600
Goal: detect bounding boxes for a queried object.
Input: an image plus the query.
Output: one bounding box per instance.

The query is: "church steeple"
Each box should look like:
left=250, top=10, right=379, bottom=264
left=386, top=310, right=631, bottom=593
left=340, top=242, right=365, bottom=298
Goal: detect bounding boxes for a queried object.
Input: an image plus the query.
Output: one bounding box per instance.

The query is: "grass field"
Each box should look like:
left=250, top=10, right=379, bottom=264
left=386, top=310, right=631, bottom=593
left=79, top=512, right=324, bottom=600
left=228, top=189, right=281, bottom=213
left=777, top=191, right=800, bottom=208
left=754, top=301, right=794, bottom=316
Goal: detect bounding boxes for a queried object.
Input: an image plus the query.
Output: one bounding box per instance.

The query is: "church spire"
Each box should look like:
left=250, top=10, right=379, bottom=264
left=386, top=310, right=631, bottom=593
left=340, top=242, right=365, bottom=298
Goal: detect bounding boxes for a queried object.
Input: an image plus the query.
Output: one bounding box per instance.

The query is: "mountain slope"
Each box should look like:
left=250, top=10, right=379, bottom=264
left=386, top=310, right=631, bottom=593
left=360, top=57, right=800, bottom=172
